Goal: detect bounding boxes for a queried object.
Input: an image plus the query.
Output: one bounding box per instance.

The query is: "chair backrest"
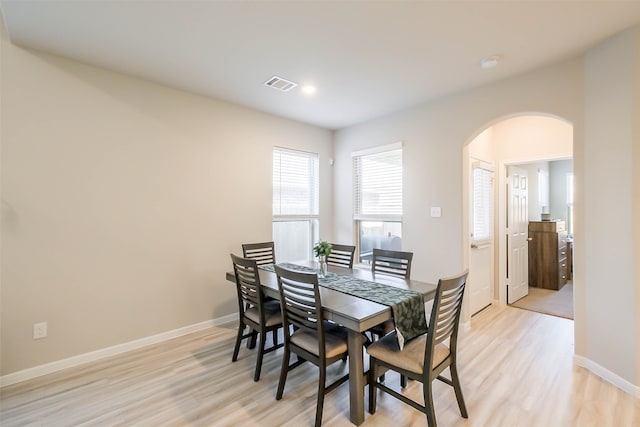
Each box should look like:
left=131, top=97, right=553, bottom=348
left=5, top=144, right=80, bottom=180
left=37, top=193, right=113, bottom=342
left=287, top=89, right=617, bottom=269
left=275, top=265, right=326, bottom=356
left=242, top=241, right=276, bottom=266
left=371, top=248, right=413, bottom=279
left=230, top=254, right=265, bottom=320
left=326, top=243, right=356, bottom=268
left=425, top=270, right=468, bottom=370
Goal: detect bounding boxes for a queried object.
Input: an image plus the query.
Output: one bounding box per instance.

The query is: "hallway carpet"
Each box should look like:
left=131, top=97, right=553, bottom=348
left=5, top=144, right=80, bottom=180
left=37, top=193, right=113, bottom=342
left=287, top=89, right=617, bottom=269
left=511, top=282, right=573, bottom=319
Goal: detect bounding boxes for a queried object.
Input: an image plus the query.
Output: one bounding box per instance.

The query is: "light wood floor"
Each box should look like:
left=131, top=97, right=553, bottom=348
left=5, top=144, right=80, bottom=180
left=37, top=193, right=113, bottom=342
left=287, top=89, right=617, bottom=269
left=1, top=306, right=639, bottom=426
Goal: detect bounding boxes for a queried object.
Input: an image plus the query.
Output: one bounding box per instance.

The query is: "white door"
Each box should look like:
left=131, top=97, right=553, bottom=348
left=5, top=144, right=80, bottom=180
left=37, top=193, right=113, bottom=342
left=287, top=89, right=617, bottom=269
left=507, top=166, right=529, bottom=304
left=469, top=163, right=494, bottom=315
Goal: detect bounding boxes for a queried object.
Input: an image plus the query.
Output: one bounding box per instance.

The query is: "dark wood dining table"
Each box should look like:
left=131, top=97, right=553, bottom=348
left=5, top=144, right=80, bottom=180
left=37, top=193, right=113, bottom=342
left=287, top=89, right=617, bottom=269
left=226, top=260, right=437, bottom=425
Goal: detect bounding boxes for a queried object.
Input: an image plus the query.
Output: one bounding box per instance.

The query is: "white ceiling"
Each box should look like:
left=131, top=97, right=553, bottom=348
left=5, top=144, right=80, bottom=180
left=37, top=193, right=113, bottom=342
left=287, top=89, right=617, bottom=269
left=2, top=1, right=640, bottom=130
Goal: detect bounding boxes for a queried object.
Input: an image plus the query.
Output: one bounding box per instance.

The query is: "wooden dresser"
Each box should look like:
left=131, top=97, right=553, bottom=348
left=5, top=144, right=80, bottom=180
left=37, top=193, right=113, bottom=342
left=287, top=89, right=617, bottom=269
left=528, top=220, right=568, bottom=290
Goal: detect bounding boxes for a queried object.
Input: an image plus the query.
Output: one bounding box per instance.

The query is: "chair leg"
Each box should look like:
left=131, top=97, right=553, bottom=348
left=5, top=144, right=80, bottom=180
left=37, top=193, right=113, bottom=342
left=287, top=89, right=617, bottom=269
left=254, top=331, right=267, bottom=382
left=368, top=360, right=377, bottom=414
left=400, top=374, right=407, bottom=388
left=315, top=363, right=326, bottom=427
left=450, top=362, right=468, bottom=418
left=272, top=329, right=278, bottom=346
left=232, top=321, right=244, bottom=362
left=248, top=330, right=258, bottom=349
left=276, top=348, right=290, bottom=400
left=423, top=379, right=437, bottom=427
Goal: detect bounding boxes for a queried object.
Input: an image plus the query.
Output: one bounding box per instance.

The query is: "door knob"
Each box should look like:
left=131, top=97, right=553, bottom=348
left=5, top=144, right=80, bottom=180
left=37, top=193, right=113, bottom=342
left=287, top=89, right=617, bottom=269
left=526, top=237, right=533, bottom=241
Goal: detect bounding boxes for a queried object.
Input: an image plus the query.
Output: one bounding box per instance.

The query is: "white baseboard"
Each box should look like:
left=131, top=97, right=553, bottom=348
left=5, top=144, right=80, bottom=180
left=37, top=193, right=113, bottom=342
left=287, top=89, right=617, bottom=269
left=574, top=355, right=640, bottom=398
left=0, top=313, right=238, bottom=388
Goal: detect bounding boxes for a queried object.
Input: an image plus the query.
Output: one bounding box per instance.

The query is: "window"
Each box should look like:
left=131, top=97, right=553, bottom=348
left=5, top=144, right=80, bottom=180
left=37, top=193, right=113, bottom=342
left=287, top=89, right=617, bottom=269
left=567, top=173, right=574, bottom=235
left=272, top=147, right=319, bottom=262
left=472, top=162, right=495, bottom=243
left=352, top=143, right=403, bottom=263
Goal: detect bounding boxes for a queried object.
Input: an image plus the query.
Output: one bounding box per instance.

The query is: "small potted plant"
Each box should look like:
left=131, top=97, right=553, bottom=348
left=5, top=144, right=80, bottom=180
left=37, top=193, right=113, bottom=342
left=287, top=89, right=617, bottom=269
left=313, top=241, right=332, bottom=277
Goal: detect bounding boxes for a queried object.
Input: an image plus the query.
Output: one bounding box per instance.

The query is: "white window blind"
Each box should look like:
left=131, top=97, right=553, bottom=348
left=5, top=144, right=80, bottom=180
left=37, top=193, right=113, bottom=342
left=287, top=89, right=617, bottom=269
left=273, top=147, right=319, bottom=216
left=353, top=144, right=402, bottom=221
left=472, top=163, right=494, bottom=242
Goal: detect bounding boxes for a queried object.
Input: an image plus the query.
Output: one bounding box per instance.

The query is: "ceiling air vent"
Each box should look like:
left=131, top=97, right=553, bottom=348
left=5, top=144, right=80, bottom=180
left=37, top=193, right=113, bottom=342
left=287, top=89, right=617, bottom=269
left=264, top=75, right=298, bottom=92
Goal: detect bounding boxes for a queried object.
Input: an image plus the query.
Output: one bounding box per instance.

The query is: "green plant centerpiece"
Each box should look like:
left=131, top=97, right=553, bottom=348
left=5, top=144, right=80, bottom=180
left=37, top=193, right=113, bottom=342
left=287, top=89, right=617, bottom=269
left=313, top=241, right=332, bottom=258
left=313, top=241, right=331, bottom=277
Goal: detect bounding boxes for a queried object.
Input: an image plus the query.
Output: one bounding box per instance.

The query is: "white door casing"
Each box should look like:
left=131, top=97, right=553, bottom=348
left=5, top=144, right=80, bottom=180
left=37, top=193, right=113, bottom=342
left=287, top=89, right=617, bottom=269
left=507, top=166, right=529, bottom=304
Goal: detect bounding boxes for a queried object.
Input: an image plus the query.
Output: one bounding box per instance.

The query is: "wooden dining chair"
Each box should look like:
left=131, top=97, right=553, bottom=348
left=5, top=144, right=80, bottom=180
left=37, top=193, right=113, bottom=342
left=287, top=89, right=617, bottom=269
left=230, top=254, right=284, bottom=381
left=368, top=248, right=415, bottom=339
left=274, top=265, right=357, bottom=427
left=325, top=243, right=356, bottom=268
left=242, top=241, right=276, bottom=266
left=367, top=270, right=469, bottom=427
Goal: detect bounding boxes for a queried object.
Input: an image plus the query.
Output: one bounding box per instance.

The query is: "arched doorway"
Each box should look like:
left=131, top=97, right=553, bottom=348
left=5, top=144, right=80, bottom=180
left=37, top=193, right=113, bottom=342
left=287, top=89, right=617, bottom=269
left=462, top=114, right=574, bottom=319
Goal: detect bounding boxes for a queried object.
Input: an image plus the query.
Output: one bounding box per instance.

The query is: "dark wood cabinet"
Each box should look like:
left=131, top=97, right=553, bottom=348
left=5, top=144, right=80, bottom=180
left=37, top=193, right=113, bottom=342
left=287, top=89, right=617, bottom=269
left=528, top=221, right=568, bottom=290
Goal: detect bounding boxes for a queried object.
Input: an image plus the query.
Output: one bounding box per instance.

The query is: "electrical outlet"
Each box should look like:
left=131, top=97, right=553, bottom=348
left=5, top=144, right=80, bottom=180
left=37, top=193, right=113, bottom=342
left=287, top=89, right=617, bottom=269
left=33, top=322, right=47, bottom=340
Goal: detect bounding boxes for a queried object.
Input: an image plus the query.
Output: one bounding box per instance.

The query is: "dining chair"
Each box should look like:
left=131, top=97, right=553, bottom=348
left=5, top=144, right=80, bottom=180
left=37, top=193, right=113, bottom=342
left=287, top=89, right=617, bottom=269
left=230, top=254, right=284, bottom=381
left=242, top=241, right=276, bottom=266
left=367, top=270, right=469, bottom=427
left=368, top=248, right=415, bottom=338
left=274, top=265, right=358, bottom=427
left=325, top=243, right=356, bottom=268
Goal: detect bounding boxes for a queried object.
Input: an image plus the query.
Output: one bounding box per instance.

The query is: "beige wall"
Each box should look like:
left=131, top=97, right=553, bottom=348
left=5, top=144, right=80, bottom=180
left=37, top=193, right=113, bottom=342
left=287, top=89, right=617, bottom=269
left=493, top=116, right=574, bottom=162
left=0, top=30, right=333, bottom=374
left=634, top=27, right=640, bottom=389
left=583, top=27, right=639, bottom=385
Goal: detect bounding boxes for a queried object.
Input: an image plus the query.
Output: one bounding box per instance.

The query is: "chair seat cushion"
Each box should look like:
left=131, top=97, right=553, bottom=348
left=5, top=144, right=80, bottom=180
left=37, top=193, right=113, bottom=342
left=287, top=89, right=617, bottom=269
left=244, top=300, right=282, bottom=327
left=366, top=332, right=450, bottom=375
left=291, top=322, right=356, bottom=359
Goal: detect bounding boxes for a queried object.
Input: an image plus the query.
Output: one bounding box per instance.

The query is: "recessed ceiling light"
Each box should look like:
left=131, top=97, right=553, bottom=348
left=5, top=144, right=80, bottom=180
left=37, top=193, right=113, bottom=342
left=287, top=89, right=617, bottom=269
left=301, top=85, right=317, bottom=95
left=480, top=55, right=502, bottom=69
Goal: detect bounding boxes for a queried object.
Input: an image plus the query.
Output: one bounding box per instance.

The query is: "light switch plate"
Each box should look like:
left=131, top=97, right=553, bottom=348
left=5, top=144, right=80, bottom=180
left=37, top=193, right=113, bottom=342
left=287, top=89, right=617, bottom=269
left=430, top=207, right=441, bottom=217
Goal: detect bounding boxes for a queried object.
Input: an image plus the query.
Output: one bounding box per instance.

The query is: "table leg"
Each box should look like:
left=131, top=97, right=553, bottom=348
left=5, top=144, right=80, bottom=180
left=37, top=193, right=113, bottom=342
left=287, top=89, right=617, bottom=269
left=348, top=329, right=365, bottom=425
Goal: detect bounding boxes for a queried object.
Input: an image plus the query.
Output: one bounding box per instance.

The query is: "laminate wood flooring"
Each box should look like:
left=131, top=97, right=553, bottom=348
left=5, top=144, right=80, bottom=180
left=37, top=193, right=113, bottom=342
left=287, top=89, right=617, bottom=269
left=1, top=306, right=638, bottom=426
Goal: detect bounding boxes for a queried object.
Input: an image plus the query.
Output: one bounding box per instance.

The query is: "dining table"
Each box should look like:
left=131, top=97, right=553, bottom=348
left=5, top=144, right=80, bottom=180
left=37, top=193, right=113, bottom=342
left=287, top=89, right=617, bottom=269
left=225, top=260, right=437, bottom=425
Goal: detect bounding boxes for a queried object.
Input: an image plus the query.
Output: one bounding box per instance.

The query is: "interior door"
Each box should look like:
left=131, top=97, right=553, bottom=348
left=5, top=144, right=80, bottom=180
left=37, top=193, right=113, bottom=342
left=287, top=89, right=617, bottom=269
left=469, top=162, right=494, bottom=315
left=507, top=166, right=529, bottom=304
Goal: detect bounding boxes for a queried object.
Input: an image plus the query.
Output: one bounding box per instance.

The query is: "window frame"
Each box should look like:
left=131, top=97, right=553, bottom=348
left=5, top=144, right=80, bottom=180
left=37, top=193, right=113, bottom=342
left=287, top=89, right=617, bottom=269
left=272, top=147, right=320, bottom=262
left=471, top=160, right=495, bottom=245
left=352, top=142, right=403, bottom=264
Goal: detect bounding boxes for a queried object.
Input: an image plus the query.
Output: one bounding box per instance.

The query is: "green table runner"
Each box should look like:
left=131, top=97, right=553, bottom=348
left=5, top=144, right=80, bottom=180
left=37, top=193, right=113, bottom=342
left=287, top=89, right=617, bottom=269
left=260, top=263, right=427, bottom=349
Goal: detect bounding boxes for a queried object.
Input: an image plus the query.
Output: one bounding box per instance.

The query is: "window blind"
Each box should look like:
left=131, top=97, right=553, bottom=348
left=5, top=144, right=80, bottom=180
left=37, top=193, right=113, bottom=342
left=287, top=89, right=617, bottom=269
left=353, top=146, right=402, bottom=220
left=273, top=147, right=319, bottom=216
left=472, top=165, right=494, bottom=242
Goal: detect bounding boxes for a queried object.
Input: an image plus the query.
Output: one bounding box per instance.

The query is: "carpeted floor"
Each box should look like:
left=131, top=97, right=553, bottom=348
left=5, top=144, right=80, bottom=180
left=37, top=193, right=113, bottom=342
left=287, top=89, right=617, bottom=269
left=511, top=282, right=574, bottom=319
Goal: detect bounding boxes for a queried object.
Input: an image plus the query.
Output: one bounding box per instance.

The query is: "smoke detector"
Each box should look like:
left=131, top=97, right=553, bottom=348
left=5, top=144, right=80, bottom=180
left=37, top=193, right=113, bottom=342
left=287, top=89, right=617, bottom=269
left=264, top=75, right=298, bottom=92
